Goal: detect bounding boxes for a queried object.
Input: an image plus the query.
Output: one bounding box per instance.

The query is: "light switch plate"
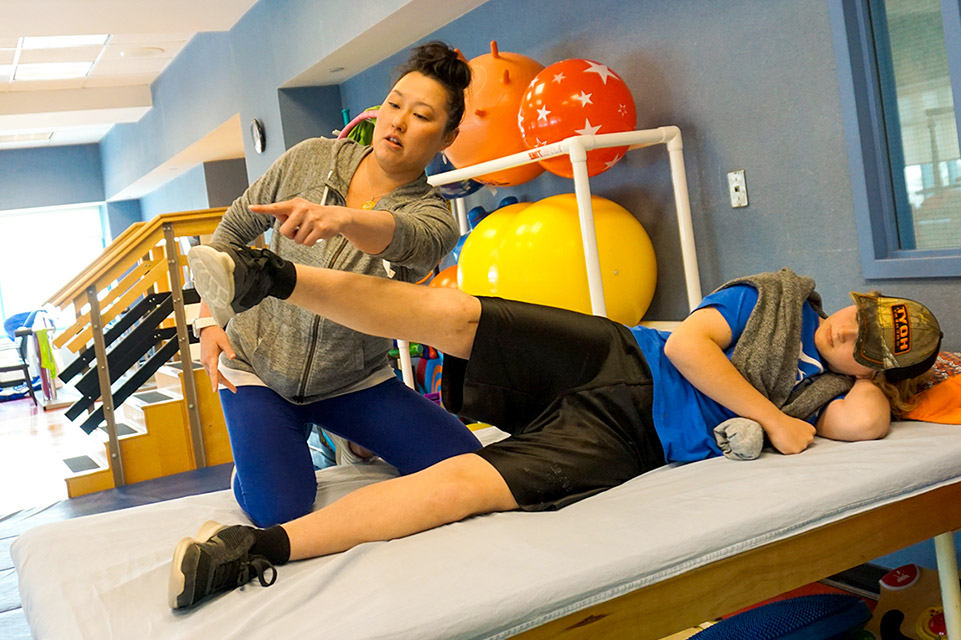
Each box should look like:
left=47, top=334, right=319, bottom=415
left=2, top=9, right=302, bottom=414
left=728, top=170, right=748, bottom=208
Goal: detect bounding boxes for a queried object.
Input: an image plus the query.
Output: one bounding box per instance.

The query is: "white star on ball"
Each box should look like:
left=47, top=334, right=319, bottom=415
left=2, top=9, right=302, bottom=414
left=584, top=61, right=617, bottom=84
left=573, top=91, right=593, bottom=107
left=575, top=118, right=601, bottom=136
left=537, top=105, right=551, bottom=121
left=552, top=72, right=566, bottom=84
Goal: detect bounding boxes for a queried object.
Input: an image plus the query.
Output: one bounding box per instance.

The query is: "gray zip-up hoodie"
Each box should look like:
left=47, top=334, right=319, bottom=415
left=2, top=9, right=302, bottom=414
left=714, top=268, right=854, bottom=420
left=211, top=137, right=459, bottom=403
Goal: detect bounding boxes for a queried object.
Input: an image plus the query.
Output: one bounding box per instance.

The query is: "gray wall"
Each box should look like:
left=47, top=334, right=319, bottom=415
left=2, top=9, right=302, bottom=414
left=204, top=159, right=250, bottom=209
left=139, top=165, right=209, bottom=220
left=278, top=85, right=345, bottom=150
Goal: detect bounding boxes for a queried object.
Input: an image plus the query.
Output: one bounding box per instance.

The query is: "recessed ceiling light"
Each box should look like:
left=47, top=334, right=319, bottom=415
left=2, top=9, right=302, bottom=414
left=0, top=132, right=53, bottom=143
left=14, top=62, right=92, bottom=81
left=21, top=35, right=109, bottom=49
left=121, top=47, right=165, bottom=58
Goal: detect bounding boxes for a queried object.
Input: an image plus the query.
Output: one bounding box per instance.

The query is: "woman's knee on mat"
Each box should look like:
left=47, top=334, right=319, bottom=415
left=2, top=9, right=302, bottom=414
left=235, top=475, right=317, bottom=528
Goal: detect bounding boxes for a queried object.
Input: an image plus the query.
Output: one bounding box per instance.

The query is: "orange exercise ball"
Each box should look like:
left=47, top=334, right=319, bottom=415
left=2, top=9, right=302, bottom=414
left=428, top=264, right=460, bottom=289
left=458, top=194, right=656, bottom=326
left=445, top=41, right=545, bottom=186
left=518, top=59, right=636, bottom=178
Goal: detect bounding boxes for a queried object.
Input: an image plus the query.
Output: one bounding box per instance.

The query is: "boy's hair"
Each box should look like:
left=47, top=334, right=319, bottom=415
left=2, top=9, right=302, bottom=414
left=871, top=370, right=930, bottom=418
left=394, top=40, right=471, bottom=134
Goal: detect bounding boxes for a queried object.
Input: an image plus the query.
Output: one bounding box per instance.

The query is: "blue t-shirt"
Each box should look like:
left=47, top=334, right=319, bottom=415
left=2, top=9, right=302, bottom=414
left=629, top=284, right=830, bottom=463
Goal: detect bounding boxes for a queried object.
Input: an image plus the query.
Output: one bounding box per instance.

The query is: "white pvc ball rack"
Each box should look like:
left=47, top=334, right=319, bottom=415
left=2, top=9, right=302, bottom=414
left=431, top=126, right=703, bottom=314
left=393, top=127, right=703, bottom=391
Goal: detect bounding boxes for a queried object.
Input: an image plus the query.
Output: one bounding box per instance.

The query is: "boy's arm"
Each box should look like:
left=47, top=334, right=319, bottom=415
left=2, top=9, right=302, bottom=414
left=815, top=377, right=890, bottom=441
left=664, top=307, right=816, bottom=455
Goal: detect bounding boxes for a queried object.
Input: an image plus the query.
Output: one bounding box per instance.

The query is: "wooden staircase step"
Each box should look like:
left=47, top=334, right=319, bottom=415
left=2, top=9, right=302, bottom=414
left=62, top=441, right=111, bottom=498
left=63, top=454, right=105, bottom=474
left=65, top=367, right=233, bottom=499
left=62, top=418, right=149, bottom=497
left=154, top=360, right=202, bottom=391
left=120, top=388, right=182, bottom=423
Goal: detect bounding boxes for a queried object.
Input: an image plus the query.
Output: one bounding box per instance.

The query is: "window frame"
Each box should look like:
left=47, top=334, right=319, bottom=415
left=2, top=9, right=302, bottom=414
left=829, top=0, right=961, bottom=278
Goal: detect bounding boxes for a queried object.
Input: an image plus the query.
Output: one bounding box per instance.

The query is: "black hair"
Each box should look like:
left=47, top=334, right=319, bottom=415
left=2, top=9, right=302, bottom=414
left=393, top=40, right=471, bottom=134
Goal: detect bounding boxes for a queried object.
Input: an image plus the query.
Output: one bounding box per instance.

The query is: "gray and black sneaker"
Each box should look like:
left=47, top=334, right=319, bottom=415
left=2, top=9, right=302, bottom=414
left=168, top=520, right=277, bottom=609
left=187, top=242, right=297, bottom=327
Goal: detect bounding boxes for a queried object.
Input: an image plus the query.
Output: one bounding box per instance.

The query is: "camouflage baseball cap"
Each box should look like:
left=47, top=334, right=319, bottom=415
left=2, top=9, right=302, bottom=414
left=850, top=292, right=943, bottom=382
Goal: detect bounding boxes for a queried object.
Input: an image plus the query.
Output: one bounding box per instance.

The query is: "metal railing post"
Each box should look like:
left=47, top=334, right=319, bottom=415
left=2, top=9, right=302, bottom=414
left=87, top=285, right=124, bottom=487
left=163, top=224, right=206, bottom=468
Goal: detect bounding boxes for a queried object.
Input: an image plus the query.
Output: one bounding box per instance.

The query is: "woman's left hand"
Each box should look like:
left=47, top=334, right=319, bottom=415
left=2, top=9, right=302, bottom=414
left=249, top=197, right=352, bottom=246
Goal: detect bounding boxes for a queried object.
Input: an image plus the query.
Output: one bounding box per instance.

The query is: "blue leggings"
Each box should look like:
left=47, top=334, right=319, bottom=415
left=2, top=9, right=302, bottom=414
left=219, top=377, right=482, bottom=527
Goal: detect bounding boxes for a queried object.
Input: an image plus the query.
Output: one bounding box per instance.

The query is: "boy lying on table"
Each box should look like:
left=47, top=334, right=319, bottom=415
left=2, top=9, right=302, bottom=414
left=170, top=242, right=942, bottom=609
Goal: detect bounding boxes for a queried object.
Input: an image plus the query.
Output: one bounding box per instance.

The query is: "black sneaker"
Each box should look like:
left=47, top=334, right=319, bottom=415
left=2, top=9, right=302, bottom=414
left=187, top=242, right=296, bottom=326
left=168, top=520, right=277, bottom=609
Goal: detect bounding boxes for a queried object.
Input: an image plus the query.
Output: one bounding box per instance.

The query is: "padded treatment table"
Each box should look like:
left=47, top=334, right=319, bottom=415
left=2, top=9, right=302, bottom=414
left=12, top=422, right=961, bottom=639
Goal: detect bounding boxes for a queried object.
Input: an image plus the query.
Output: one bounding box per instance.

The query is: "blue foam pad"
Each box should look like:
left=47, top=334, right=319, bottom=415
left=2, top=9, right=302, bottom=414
left=691, top=593, right=872, bottom=640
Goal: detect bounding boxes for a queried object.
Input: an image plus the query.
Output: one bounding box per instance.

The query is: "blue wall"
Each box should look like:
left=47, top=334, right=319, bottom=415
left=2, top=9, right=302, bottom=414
left=99, top=0, right=417, bottom=188
left=336, top=0, right=959, bottom=350
left=139, top=165, right=210, bottom=220
left=104, top=200, right=142, bottom=240
left=0, top=0, right=956, bottom=343
left=1, top=0, right=957, bottom=343
left=100, top=31, right=241, bottom=200
left=0, top=145, right=103, bottom=211
left=226, top=0, right=429, bottom=180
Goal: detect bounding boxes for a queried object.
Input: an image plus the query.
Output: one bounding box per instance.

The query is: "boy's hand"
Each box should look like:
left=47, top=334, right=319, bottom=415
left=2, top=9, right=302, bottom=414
left=764, top=414, right=816, bottom=455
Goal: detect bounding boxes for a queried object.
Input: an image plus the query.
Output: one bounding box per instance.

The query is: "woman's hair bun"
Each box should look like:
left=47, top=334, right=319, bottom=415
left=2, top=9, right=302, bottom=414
left=394, top=40, right=471, bottom=132
left=402, top=41, right=470, bottom=90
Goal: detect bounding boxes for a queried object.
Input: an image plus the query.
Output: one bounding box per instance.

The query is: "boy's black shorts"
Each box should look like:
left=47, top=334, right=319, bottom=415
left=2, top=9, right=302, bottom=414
left=441, top=297, right=664, bottom=511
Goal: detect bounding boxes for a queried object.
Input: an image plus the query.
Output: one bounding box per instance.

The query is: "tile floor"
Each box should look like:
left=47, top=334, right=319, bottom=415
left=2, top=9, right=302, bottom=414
left=0, top=396, right=99, bottom=514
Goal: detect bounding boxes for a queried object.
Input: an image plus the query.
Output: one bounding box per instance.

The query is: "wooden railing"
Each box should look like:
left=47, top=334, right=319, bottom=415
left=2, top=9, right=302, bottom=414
left=47, top=207, right=227, bottom=488
left=47, top=208, right=227, bottom=330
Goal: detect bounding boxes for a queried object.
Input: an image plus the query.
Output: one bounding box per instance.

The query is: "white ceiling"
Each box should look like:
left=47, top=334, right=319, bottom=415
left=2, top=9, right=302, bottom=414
left=0, top=0, right=259, bottom=151
left=0, top=0, right=489, bottom=200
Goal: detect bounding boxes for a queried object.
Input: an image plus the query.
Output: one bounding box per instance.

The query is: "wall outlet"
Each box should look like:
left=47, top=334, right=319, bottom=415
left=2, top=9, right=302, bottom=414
left=728, top=170, right=748, bottom=208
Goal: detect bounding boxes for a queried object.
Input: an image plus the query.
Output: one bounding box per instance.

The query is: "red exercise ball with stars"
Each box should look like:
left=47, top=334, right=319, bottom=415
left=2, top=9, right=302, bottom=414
left=518, top=59, right=636, bottom=178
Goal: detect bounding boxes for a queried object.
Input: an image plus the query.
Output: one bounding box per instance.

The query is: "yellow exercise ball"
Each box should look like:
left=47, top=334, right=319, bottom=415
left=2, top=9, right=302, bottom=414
left=459, top=194, right=657, bottom=326
left=457, top=202, right=531, bottom=295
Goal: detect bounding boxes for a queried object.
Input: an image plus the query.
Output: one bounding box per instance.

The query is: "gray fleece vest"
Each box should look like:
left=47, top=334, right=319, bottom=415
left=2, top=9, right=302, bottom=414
left=712, top=269, right=854, bottom=420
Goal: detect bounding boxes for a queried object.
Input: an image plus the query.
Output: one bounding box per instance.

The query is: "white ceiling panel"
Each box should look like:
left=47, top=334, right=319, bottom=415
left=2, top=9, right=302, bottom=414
left=0, top=0, right=257, bottom=151
left=18, top=46, right=103, bottom=65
